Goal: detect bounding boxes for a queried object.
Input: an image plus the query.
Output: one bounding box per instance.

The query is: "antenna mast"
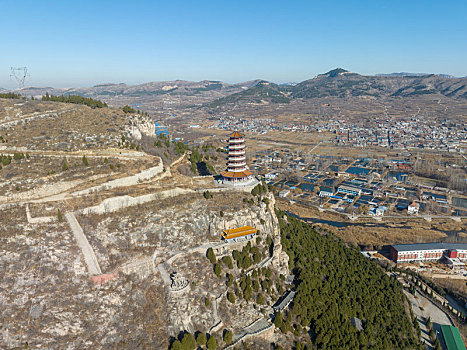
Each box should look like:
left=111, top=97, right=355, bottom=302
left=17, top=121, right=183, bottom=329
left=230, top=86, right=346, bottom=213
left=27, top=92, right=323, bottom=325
left=10, top=67, right=29, bottom=89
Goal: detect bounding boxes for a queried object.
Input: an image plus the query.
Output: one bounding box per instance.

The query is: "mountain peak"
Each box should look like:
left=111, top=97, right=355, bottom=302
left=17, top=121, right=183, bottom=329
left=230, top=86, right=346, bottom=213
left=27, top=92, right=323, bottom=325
left=322, top=68, right=350, bottom=77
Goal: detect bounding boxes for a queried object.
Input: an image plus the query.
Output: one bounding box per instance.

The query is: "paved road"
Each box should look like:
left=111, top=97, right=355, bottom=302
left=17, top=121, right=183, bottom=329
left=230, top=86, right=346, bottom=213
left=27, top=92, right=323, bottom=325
left=405, top=288, right=453, bottom=349
left=65, top=212, right=102, bottom=276
left=403, top=272, right=466, bottom=315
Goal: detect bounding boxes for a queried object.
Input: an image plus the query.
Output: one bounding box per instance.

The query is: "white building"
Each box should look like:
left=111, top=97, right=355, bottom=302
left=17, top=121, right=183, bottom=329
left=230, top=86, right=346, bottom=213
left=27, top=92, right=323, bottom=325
left=390, top=243, right=467, bottom=263
left=407, top=201, right=419, bottom=215
left=265, top=172, right=279, bottom=180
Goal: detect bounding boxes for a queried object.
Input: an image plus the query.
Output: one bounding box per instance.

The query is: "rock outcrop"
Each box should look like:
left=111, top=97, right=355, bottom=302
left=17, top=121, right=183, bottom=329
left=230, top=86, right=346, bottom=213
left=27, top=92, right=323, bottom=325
left=126, top=114, right=155, bottom=141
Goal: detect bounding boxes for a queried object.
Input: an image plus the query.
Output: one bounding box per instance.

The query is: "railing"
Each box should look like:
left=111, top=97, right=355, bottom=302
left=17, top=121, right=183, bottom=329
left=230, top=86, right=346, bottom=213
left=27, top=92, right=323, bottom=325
left=228, top=161, right=246, bottom=166
left=228, top=150, right=245, bottom=155
left=228, top=144, right=245, bottom=150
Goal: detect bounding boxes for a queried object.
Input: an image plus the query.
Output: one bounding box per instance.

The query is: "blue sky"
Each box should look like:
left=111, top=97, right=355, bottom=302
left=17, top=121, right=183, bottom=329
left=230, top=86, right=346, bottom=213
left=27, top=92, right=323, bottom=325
left=1, top=0, right=466, bottom=88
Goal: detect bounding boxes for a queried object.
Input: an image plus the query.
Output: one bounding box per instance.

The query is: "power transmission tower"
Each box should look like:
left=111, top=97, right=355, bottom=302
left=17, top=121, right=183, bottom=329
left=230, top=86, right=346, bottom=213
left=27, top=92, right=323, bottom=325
left=10, top=67, right=29, bottom=89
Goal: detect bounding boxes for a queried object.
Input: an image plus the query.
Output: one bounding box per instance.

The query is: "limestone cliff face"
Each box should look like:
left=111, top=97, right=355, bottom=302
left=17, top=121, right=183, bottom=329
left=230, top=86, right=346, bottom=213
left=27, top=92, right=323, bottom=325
left=126, top=114, right=155, bottom=141
left=87, top=190, right=289, bottom=275
left=206, top=193, right=289, bottom=273
left=267, top=195, right=290, bottom=274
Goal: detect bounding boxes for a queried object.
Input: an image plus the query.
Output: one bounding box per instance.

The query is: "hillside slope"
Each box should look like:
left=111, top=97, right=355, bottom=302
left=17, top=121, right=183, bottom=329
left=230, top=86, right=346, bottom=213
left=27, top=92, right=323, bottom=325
left=291, top=68, right=467, bottom=99
left=207, top=80, right=290, bottom=107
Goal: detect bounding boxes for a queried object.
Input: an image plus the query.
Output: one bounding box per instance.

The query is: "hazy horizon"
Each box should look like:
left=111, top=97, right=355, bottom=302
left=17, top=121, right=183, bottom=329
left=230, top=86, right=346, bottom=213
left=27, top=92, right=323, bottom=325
left=3, top=68, right=466, bottom=91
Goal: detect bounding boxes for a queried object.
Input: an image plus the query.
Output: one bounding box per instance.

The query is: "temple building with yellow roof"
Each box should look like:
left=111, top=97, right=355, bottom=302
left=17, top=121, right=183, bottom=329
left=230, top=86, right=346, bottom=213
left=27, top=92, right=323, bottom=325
left=221, top=225, right=258, bottom=243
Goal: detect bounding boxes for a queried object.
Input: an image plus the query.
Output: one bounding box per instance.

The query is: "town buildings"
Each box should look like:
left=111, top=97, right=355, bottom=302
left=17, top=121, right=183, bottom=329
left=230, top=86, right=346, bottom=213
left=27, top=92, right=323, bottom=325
left=407, top=201, right=420, bottom=215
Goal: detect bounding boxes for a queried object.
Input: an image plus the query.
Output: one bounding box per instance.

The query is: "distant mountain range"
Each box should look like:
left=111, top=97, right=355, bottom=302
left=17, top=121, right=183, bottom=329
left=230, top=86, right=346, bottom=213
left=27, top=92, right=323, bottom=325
left=2, top=69, right=467, bottom=108
left=376, top=72, right=456, bottom=78
left=10, top=79, right=260, bottom=99
left=289, top=68, right=467, bottom=99
left=209, top=69, right=467, bottom=106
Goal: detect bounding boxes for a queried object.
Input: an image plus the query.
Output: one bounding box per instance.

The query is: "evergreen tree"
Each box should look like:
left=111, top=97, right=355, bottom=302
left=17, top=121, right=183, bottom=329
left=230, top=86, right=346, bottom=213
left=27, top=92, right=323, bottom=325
left=206, top=336, right=217, bottom=350
left=274, top=311, right=283, bottom=329
left=206, top=248, right=216, bottom=264
left=227, top=292, right=235, bottom=304
left=226, top=273, right=234, bottom=287
left=169, top=340, right=182, bottom=350
left=223, top=329, right=233, bottom=344
left=181, top=333, right=196, bottom=350
left=214, top=263, right=222, bottom=278
left=196, top=332, right=207, bottom=346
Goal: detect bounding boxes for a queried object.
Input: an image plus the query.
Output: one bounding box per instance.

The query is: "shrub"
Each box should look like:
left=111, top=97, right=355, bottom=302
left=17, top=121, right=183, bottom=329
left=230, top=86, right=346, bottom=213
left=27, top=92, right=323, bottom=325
left=122, top=105, right=136, bottom=113
left=206, top=336, right=217, bottom=350
left=227, top=292, right=235, bottom=304
left=223, top=329, right=233, bottom=344
left=222, top=256, right=233, bottom=269
left=181, top=333, right=196, bottom=350
left=206, top=248, right=216, bottom=264
left=214, top=263, right=222, bottom=278
left=226, top=273, right=234, bottom=286
left=169, top=340, right=182, bottom=350
left=274, top=311, right=283, bottom=329
left=196, top=333, right=207, bottom=346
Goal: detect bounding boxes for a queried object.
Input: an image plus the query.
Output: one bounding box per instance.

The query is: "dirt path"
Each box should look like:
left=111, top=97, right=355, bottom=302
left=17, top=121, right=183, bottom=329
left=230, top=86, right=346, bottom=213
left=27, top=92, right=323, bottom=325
left=65, top=212, right=102, bottom=276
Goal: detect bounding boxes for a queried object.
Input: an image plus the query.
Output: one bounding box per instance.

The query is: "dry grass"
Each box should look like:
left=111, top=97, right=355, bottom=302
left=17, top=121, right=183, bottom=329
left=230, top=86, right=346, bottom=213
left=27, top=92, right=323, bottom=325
left=1, top=102, right=127, bottom=151
left=0, top=154, right=151, bottom=195
left=431, top=278, right=467, bottom=299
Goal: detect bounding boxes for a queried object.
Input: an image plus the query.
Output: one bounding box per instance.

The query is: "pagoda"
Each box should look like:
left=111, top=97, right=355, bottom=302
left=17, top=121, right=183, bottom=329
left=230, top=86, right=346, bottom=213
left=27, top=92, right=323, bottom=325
left=220, top=131, right=253, bottom=184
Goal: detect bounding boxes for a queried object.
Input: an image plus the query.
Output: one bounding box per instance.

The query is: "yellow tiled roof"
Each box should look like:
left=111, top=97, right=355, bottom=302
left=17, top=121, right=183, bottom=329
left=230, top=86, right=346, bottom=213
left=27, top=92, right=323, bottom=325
left=221, top=170, right=252, bottom=178
left=222, top=225, right=257, bottom=240
left=229, top=131, right=244, bottom=138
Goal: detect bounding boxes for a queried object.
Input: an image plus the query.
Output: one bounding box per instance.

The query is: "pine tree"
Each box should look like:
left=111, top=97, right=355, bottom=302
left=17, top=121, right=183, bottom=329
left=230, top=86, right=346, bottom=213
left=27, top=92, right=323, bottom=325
left=223, top=329, right=233, bottom=344
left=227, top=292, right=235, bottom=304
left=256, top=293, right=265, bottom=305
left=169, top=340, right=182, bottom=350
left=196, top=333, right=207, bottom=346
left=181, top=333, right=196, bottom=350
left=214, top=263, right=222, bottom=278
left=274, top=311, right=283, bottom=329
left=206, top=248, right=216, bottom=264
left=206, top=335, right=217, bottom=350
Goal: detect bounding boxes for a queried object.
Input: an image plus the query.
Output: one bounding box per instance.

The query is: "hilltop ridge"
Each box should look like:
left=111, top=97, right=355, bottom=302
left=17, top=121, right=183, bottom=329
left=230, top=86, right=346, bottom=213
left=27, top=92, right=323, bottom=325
left=2, top=69, right=467, bottom=111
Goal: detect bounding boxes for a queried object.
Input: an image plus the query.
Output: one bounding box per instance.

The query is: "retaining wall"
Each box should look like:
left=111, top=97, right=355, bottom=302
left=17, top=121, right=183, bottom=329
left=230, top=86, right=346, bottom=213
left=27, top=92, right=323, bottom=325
left=81, top=187, right=195, bottom=215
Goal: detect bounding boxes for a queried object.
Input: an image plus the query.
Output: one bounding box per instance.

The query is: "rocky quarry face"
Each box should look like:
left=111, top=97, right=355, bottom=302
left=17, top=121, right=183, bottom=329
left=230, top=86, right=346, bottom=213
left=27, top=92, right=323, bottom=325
left=1, top=188, right=288, bottom=349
